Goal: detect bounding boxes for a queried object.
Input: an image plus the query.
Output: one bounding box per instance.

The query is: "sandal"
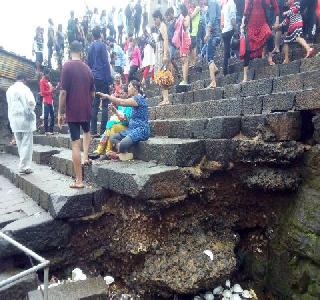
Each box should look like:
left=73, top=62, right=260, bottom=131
left=159, top=100, right=170, bottom=106
left=70, top=181, right=85, bottom=189
left=82, top=159, right=92, bottom=166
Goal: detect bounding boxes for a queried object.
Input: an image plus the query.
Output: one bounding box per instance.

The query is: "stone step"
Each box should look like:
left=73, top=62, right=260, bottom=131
left=150, top=111, right=302, bottom=141
left=0, top=153, right=104, bottom=219
left=28, top=277, right=108, bottom=300
left=147, top=63, right=320, bottom=107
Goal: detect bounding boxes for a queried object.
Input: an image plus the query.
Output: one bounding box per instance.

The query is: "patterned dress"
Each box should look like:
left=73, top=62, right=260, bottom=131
left=119, top=95, right=150, bottom=142
left=281, top=0, right=304, bottom=43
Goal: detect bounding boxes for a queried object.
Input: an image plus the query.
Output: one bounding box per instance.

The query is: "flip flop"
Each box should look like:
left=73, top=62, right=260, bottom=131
left=82, top=159, right=92, bottom=166
left=70, top=181, right=85, bottom=189
left=159, top=101, right=170, bottom=106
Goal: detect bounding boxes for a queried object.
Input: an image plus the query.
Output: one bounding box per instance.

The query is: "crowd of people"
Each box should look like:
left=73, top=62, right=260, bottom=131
left=7, top=0, right=320, bottom=187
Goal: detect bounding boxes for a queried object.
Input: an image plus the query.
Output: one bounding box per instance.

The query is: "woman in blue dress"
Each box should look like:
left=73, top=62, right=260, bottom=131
left=97, top=80, right=150, bottom=160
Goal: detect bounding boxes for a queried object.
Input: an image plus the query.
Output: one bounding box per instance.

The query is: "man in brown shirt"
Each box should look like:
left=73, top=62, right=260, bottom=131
left=58, top=41, right=95, bottom=189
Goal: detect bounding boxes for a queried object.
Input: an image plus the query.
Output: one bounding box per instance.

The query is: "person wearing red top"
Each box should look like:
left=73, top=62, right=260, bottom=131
left=128, top=38, right=142, bottom=82
left=112, top=73, right=124, bottom=97
left=241, top=0, right=279, bottom=82
left=279, top=0, right=316, bottom=63
left=39, top=69, right=55, bottom=135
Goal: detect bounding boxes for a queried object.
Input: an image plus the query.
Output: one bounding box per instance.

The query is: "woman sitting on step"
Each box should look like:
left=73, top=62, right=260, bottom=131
left=97, top=80, right=150, bottom=161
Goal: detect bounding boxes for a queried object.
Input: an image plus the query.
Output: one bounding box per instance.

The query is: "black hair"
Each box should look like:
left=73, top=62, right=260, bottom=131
left=165, top=7, right=175, bottom=17
left=92, top=26, right=101, bottom=39
left=152, top=9, right=164, bottom=21
left=180, top=4, right=188, bottom=17
left=130, top=80, right=144, bottom=95
left=69, top=40, right=83, bottom=53
left=16, top=72, right=27, bottom=81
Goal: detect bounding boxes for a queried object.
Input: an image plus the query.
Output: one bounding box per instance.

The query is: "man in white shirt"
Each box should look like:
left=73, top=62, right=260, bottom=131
left=6, top=73, right=36, bottom=174
left=221, top=0, right=237, bottom=75
left=91, top=8, right=100, bottom=30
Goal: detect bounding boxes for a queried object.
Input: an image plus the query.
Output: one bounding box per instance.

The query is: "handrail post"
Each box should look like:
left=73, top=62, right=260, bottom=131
left=43, top=267, right=49, bottom=300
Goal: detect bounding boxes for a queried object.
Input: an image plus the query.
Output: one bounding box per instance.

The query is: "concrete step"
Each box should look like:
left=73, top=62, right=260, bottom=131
left=146, top=57, right=320, bottom=107
left=28, top=277, right=108, bottom=300
left=0, top=153, right=104, bottom=219
left=150, top=111, right=302, bottom=142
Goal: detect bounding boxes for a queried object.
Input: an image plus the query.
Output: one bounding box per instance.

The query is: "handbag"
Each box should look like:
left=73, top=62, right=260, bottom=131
left=239, top=31, right=250, bottom=60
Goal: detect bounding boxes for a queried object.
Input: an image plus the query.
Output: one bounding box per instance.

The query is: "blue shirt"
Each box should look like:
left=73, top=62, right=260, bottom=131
left=113, top=44, right=126, bottom=68
left=207, top=0, right=221, bottom=31
left=88, top=40, right=112, bottom=83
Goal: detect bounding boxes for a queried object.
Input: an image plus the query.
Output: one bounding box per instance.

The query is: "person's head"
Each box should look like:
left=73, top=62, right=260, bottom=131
left=114, top=73, right=121, bottom=84
left=180, top=4, right=188, bottom=17
left=70, top=11, right=74, bottom=18
left=94, top=7, right=98, bottom=14
left=153, top=10, right=164, bottom=27
left=48, top=18, right=53, bottom=26
left=69, top=40, right=83, bottom=58
left=16, top=72, right=27, bottom=83
left=58, top=24, right=62, bottom=31
left=165, top=7, right=175, bottom=22
left=92, top=26, right=101, bottom=40
left=128, top=80, right=142, bottom=96
left=106, top=36, right=115, bottom=47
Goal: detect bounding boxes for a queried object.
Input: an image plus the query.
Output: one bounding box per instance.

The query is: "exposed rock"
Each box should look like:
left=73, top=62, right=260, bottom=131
left=134, top=229, right=237, bottom=296
left=242, top=168, right=302, bottom=192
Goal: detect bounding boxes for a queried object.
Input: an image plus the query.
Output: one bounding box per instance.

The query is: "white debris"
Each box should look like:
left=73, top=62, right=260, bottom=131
left=222, top=289, right=232, bottom=298
left=225, top=280, right=231, bottom=288
left=242, top=290, right=253, bottom=299
left=213, top=285, right=223, bottom=295
left=230, top=294, right=242, bottom=300
left=204, top=292, right=214, bottom=300
left=232, top=284, right=243, bottom=294
left=104, top=275, right=115, bottom=285
left=203, top=249, right=214, bottom=261
left=71, top=268, right=87, bottom=281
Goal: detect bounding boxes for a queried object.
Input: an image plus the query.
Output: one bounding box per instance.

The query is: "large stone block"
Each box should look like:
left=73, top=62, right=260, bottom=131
left=93, top=160, right=187, bottom=200
left=278, top=60, right=301, bottom=76
left=185, top=101, right=208, bottom=118
left=273, top=73, right=303, bottom=93
left=224, top=83, right=241, bottom=99
left=205, top=116, right=241, bottom=139
left=262, top=92, right=296, bottom=113
left=193, top=88, right=223, bottom=103
left=0, top=212, right=71, bottom=258
left=169, top=119, right=208, bottom=139
left=216, top=72, right=238, bottom=86
left=241, top=115, right=265, bottom=137
left=295, top=89, right=320, bottom=111
left=134, top=137, right=205, bottom=167
left=241, top=78, right=272, bottom=97
left=191, top=79, right=205, bottom=90
left=254, top=64, right=279, bottom=80
left=265, top=112, right=302, bottom=141
left=300, top=55, right=320, bottom=72
left=155, top=104, right=186, bottom=120
left=150, top=120, right=171, bottom=136
left=301, top=70, right=320, bottom=90
left=149, top=107, right=156, bottom=120
left=242, top=96, right=263, bottom=115
left=205, top=139, right=236, bottom=164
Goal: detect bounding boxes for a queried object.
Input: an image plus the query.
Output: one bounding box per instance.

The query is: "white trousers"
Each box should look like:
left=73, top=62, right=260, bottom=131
left=14, top=132, right=33, bottom=172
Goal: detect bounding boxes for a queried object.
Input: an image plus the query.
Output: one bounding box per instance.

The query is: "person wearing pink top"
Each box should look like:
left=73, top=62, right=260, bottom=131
left=128, top=38, right=142, bottom=81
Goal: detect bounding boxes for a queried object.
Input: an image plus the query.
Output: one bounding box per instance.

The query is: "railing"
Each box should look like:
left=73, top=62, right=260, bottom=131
left=0, top=232, right=49, bottom=300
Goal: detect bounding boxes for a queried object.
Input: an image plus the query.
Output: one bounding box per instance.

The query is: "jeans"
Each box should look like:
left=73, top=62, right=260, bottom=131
left=44, top=103, right=54, bottom=133
left=222, top=30, right=234, bottom=75
left=207, top=31, right=221, bottom=64
left=91, top=79, right=109, bottom=135
left=110, top=133, right=134, bottom=153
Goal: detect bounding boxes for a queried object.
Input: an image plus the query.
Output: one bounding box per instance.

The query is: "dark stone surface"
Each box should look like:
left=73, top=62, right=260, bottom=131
left=169, top=119, right=208, bottom=139
left=241, top=115, right=265, bottom=137
left=242, top=96, right=263, bottom=115
left=150, top=120, right=171, bottom=137
left=241, top=78, right=272, bottom=97
left=295, top=89, right=320, bottom=111
left=34, top=134, right=71, bottom=149
left=92, top=160, right=188, bottom=200
left=235, top=140, right=305, bottom=165
left=300, top=55, right=320, bottom=72
left=313, top=114, right=320, bottom=143
left=134, top=137, right=205, bottom=167
left=301, top=70, right=320, bottom=89
left=262, top=92, right=295, bottom=113
left=149, top=107, right=156, bottom=120
left=243, top=167, right=301, bottom=191
left=205, top=139, right=236, bottom=165
left=278, top=60, right=301, bottom=76
left=217, top=72, right=238, bottom=86
left=265, top=112, right=302, bottom=141
left=0, top=212, right=71, bottom=258
left=0, top=271, right=38, bottom=300
left=254, top=64, right=279, bottom=80
left=273, top=73, right=303, bottom=93
left=224, top=83, right=241, bottom=99
left=155, top=104, right=186, bottom=120
left=205, top=116, right=241, bottom=139
left=176, top=84, right=192, bottom=94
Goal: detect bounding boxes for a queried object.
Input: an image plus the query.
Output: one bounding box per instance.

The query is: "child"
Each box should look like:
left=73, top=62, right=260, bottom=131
left=128, top=38, right=142, bottom=82
left=113, top=73, right=124, bottom=98
left=93, top=90, right=132, bottom=159
left=280, top=0, right=316, bottom=64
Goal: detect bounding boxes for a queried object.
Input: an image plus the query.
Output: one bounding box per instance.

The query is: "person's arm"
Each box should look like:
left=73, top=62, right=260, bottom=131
left=26, top=88, right=36, bottom=109
left=58, top=90, right=67, bottom=128
left=160, top=23, right=169, bottom=63
left=96, top=93, right=138, bottom=107
left=191, top=6, right=200, bottom=19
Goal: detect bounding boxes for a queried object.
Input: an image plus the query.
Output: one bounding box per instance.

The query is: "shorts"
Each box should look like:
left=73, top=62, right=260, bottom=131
left=169, top=45, right=177, bottom=59
left=191, top=36, right=197, bottom=49
left=68, top=122, right=90, bottom=142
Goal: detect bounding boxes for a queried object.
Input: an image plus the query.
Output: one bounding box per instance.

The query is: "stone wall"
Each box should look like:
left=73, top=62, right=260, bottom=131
left=0, top=89, right=10, bottom=143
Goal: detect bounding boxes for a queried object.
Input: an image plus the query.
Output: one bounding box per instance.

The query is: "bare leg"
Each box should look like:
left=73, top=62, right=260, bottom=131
left=243, top=66, right=249, bottom=82
left=296, top=36, right=311, bottom=53
left=191, top=48, right=197, bottom=66
left=182, top=56, right=189, bottom=83
left=283, top=43, right=290, bottom=64
left=82, top=131, right=91, bottom=163
left=273, top=30, right=281, bottom=53
left=208, top=62, right=217, bottom=88
left=267, top=52, right=275, bottom=65
left=159, top=89, right=170, bottom=105
left=71, top=139, right=83, bottom=186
